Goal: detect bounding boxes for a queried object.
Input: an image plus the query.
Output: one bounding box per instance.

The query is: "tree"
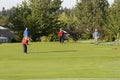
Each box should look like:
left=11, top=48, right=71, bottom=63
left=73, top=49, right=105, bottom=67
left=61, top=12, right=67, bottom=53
left=29, top=0, right=62, bottom=41
left=0, top=7, right=10, bottom=25
left=1, top=7, right=7, bottom=16
left=76, top=0, right=109, bottom=39
left=107, top=0, right=120, bottom=41
left=58, top=8, right=80, bottom=41
left=9, top=1, right=31, bottom=41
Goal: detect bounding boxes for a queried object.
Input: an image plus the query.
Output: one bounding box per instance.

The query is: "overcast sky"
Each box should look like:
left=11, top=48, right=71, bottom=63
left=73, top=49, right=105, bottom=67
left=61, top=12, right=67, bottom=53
left=0, top=0, right=114, bottom=11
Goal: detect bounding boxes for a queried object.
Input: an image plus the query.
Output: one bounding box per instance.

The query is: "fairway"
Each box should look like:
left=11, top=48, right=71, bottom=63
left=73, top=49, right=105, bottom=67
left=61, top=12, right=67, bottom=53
left=0, top=42, right=120, bottom=80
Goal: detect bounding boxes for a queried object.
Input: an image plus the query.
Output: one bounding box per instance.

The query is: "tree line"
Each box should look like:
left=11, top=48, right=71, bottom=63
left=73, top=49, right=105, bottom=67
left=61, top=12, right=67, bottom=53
left=0, top=0, right=119, bottom=42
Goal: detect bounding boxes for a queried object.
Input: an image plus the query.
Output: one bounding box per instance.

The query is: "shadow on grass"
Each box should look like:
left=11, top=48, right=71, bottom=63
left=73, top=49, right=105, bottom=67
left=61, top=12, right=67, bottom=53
left=29, top=50, right=77, bottom=54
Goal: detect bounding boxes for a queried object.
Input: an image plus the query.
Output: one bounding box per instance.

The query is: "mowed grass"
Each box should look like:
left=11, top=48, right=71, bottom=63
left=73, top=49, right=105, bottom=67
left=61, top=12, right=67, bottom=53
left=0, top=42, right=120, bottom=79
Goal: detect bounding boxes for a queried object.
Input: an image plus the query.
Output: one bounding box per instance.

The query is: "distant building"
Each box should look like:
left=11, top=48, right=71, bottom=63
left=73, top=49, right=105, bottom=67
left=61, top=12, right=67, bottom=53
left=0, top=26, right=15, bottom=43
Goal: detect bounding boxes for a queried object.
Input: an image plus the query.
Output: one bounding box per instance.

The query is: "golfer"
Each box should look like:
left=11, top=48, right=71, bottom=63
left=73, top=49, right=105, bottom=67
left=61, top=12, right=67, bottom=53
left=93, top=29, right=99, bottom=44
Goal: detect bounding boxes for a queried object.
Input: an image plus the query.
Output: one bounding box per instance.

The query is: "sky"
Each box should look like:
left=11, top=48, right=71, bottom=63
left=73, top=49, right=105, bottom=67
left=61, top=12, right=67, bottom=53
left=0, top=0, right=114, bottom=11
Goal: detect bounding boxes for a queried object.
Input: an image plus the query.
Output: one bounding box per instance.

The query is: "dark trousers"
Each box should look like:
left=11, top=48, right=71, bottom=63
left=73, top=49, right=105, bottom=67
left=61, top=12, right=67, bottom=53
left=60, top=36, right=64, bottom=43
left=23, top=44, right=27, bottom=53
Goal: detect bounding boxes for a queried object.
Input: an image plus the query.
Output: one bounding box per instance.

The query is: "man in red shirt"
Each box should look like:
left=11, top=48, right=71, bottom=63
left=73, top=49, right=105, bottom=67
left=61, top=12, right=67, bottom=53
left=58, top=28, right=64, bottom=43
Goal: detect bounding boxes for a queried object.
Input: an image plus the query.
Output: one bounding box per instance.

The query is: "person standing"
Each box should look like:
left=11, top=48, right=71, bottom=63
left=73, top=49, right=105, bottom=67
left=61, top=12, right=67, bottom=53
left=23, top=27, right=30, bottom=44
left=23, top=27, right=29, bottom=38
left=58, top=28, right=64, bottom=43
left=93, top=29, right=99, bottom=45
left=22, top=38, right=28, bottom=54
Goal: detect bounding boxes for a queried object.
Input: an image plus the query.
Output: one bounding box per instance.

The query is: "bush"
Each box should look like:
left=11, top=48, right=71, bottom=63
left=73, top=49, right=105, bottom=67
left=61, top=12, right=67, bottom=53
left=11, top=36, right=22, bottom=42
left=41, top=36, right=50, bottom=42
left=81, top=33, right=90, bottom=39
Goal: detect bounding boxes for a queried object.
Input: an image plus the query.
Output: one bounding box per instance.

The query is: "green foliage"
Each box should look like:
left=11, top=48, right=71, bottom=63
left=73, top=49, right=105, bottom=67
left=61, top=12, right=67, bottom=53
left=59, top=12, right=68, bottom=23
left=107, top=0, right=120, bottom=41
left=0, top=15, right=9, bottom=25
left=3, top=0, right=63, bottom=42
left=8, top=1, right=31, bottom=41
left=81, top=33, right=90, bottom=39
left=41, top=34, right=59, bottom=42
left=29, top=0, right=62, bottom=40
left=41, top=36, right=50, bottom=42
left=1, top=0, right=120, bottom=42
left=58, top=8, right=80, bottom=41
left=75, top=0, right=109, bottom=38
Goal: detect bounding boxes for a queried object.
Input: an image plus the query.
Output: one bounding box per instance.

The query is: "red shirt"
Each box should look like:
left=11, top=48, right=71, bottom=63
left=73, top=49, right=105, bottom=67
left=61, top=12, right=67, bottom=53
left=58, top=31, right=64, bottom=37
left=22, top=39, right=27, bottom=45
